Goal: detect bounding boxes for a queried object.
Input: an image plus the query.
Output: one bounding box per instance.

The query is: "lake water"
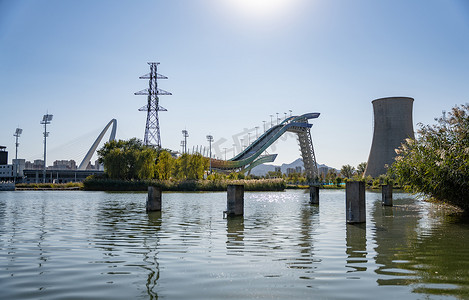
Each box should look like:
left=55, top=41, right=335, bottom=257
left=1, top=189, right=469, bottom=299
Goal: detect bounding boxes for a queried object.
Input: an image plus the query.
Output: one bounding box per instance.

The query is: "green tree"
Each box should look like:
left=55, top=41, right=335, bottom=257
left=326, top=168, right=337, bottom=184
left=287, top=171, right=300, bottom=183
left=174, top=153, right=190, bottom=179
left=335, top=176, right=343, bottom=187
left=187, top=153, right=209, bottom=180
left=340, top=164, right=356, bottom=179
left=136, top=148, right=158, bottom=180
left=155, top=150, right=174, bottom=180
left=173, top=153, right=209, bottom=180
left=389, top=104, right=469, bottom=211
left=227, top=172, right=238, bottom=180
left=97, top=138, right=158, bottom=180
left=357, top=162, right=367, bottom=176
left=267, top=170, right=282, bottom=178
left=102, top=148, right=126, bottom=179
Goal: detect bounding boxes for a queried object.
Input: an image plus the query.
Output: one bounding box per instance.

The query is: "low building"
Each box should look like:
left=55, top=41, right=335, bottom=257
left=25, top=159, right=44, bottom=170
left=53, top=160, right=77, bottom=170
left=12, top=159, right=25, bottom=177
left=0, top=164, right=14, bottom=180
left=0, top=146, right=8, bottom=165
left=22, top=169, right=103, bottom=183
left=0, top=148, right=23, bottom=182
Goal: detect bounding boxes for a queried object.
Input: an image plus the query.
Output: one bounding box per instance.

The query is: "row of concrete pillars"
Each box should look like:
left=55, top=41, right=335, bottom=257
left=145, top=184, right=246, bottom=216
left=146, top=183, right=394, bottom=223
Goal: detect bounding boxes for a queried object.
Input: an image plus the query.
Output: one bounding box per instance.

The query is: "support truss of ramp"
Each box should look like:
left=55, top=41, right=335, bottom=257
left=292, top=118, right=318, bottom=181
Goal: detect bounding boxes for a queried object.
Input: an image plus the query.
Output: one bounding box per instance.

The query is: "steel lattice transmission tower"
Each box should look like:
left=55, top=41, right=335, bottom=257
left=135, top=62, right=172, bottom=148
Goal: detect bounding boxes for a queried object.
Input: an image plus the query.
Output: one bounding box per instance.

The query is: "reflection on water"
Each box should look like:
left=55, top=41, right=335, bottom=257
left=346, top=223, right=367, bottom=274
left=1, top=190, right=469, bottom=299
left=142, top=211, right=161, bottom=300
left=226, top=216, right=244, bottom=256
left=371, top=193, right=469, bottom=298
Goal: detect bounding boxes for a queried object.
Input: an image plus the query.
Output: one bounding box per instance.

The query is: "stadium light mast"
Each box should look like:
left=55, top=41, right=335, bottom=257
left=206, top=135, right=213, bottom=174
left=41, top=113, right=53, bottom=183
left=13, top=128, right=22, bottom=182
left=182, top=130, right=189, bottom=153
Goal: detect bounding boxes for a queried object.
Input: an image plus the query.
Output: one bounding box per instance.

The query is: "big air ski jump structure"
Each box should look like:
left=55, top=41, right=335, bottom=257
left=211, top=112, right=320, bottom=180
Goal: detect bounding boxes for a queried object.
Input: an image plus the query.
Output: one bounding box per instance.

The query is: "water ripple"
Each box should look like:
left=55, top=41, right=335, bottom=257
left=1, top=190, right=469, bottom=299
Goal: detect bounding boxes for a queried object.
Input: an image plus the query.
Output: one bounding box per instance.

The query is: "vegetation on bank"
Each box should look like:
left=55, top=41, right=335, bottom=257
left=15, top=182, right=83, bottom=190
left=83, top=177, right=286, bottom=192
left=97, top=138, right=209, bottom=180
left=389, top=104, right=469, bottom=211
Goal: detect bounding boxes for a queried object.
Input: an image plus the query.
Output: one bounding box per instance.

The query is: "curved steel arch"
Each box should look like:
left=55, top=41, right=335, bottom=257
left=78, top=119, right=117, bottom=170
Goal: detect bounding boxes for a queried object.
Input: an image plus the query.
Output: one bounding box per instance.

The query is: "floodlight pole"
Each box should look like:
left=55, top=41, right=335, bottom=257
left=13, top=128, right=22, bottom=183
left=182, top=130, right=188, bottom=154
left=41, top=114, right=53, bottom=183
left=206, top=135, right=213, bottom=174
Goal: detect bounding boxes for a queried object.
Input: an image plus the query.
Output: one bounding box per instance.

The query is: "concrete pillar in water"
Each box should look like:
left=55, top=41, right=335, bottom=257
left=146, top=186, right=162, bottom=212
left=346, top=181, right=366, bottom=224
left=309, top=186, right=319, bottom=205
left=382, top=184, right=393, bottom=206
left=226, top=184, right=244, bottom=216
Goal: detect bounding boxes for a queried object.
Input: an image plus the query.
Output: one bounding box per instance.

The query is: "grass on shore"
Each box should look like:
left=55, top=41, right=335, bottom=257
left=15, top=182, right=83, bottom=190
left=83, top=177, right=286, bottom=192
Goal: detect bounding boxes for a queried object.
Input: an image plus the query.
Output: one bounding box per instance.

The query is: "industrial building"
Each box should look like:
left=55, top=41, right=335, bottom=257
left=364, top=97, right=415, bottom=178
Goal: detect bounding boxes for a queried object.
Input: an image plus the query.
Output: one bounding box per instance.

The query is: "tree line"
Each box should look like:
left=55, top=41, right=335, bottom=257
left=97, top=138, right=209, bottom=181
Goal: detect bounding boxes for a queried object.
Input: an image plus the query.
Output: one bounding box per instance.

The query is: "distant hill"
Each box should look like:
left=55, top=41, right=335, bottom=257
left=249, top=158, right=334, bottom=176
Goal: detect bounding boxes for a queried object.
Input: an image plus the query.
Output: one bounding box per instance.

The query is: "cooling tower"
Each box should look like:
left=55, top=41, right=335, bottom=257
left=364, top=97, right=414, bottom=178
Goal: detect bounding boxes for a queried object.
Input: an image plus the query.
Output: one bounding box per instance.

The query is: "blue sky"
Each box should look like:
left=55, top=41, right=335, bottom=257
left=1, top=0, right=468, bottom=169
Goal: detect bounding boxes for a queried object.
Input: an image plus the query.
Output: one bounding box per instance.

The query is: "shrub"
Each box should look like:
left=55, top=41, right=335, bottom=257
left=389, top=104, right=469, bottom=211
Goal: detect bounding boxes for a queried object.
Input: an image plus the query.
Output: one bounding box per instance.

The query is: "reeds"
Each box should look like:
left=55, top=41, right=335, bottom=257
left=83, top=177, right=286, bottom=192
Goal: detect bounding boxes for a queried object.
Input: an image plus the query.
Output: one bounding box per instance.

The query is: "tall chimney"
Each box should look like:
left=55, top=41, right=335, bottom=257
left=364, top=97, right=415, bottom=178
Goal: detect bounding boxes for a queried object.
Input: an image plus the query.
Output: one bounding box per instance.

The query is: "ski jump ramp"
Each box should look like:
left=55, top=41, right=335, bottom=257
left=211, top=113, right=320, bottom=180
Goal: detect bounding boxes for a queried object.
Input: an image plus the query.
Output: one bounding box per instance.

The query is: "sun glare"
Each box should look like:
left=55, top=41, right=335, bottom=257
left=222, top=0, right=299, bottom=20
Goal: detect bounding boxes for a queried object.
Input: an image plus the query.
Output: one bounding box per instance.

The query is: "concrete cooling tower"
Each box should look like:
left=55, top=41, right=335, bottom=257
left=364, top=97, right=415, bottom=178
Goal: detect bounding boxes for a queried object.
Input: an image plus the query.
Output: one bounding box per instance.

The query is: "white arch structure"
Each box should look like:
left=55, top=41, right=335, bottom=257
left=78, top=119, right=117, bottom=170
